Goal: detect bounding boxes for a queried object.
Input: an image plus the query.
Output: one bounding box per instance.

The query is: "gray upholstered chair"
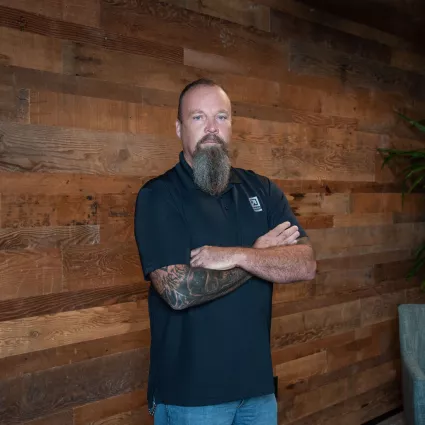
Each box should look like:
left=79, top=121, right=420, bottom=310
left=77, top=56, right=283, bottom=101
left=399, top=304, right=425, bottom=425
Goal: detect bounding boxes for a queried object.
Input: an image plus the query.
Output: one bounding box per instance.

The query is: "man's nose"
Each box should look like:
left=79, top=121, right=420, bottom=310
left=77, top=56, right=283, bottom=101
left=205, top=118, right=218, bottom=134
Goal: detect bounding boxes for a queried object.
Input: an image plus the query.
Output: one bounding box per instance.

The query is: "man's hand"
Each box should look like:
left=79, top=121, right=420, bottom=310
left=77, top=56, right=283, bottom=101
left=254, top=221, right=300, bottom=249
left=190, top=246, right=238, bottom=270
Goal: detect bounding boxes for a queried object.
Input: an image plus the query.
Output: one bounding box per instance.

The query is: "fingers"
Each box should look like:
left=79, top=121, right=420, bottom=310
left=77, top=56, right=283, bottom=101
left=191, top=246, right=203, bottom=257
left=283, top=230, right=300, bottom=245
left=267, top=221, right=291, bottom=237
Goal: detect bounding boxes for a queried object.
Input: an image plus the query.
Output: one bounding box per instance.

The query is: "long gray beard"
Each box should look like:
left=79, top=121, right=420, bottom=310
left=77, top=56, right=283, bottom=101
left=192, top=136, right=231, bottom=196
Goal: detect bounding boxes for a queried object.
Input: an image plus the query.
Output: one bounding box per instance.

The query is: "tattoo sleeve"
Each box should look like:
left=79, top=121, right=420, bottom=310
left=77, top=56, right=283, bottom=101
left=150, top=265, right=251, bottom=310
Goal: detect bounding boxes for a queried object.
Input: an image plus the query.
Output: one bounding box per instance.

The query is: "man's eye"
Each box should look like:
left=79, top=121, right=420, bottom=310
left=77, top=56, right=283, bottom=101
left=218, top=115, right=228, bottom=121
left=193, top=115, right=202, bottom=120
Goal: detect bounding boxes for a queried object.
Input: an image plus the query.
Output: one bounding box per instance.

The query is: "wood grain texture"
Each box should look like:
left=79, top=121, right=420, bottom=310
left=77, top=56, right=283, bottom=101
left=1, top=193, right=99, bottom=227
left=0, top=5, right=182, bottom=64
left=0, top=249, right=62, bottom=301
left=0, top=282, right=147, bottom=323
left=73, top=389, right=147, bottom=425
left=0, top=329, right=150, bottom=381
left=0, top=300, right=149, bottom=359
left=99, top=0, right=287, bottom=70
left=83, top=408, right=152, bottom=425
left=0, top=85, right=29, bottom=123
left=256, top=0, right=414, bottom=50
left=0, top=225, right=100, bottom=250
left=0, top=0, right=100, bottom=27
left=270, top=8, right=391, bottom=63
left=0, top=27, right=63, bottom=73
left=290, top=40, right=425, bottom=100
left=0, top=347, right=149, bottom=424
left=64, top=42, right=281, bottom=106
left=21, top=410, right=74, bottom=425
left=309, top=222, right=425, bottom=260
left=284, top=381, right=400, bottom=425
left=0, top=121, right=180, bottom=176
left=0, top=64, right=177, bottom=108
left=0, top=172, right=149, bottom=195
left=165, top=0, right=271, bottom=32
left=63, top=241, right=142, bottom=290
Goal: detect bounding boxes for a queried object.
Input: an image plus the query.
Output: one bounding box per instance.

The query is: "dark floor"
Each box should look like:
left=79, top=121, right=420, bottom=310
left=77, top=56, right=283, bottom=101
left=378, top=413, right=405, bottom=425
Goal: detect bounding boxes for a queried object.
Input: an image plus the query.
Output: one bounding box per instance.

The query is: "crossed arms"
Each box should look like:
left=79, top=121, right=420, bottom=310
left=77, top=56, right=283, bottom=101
left=150, top=222, right=316, bottom=310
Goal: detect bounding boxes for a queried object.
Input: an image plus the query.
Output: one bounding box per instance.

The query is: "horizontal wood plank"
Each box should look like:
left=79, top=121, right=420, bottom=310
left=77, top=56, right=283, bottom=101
left=0, top=84, right=29, bottom=123
left=64, top=42, right=281, bottom=106
left=165, top=0, right=271, bottom=32
left=1, top=193, right=99, bottom=228
left=0, top=121, right=180, bottom=176
left=0, top=0, right=100, bottom=27
left=0, top=329, right=150, bottom=380
left=0, top=301, right=149, bottom=359
left=0, top=248, right=62, bottom=301
left=63, top=241, right=142, bottom=290
left=0, top=5, right=183, bottom=63
left=99, top=0, right=287, bottom=72
left=21, top=410, right=74, bottom=425
left=270, top=8, right=391, bottom=63
left=0, top=26, right=63, bottom=73
left=290, top=40, right=425, bottom=100
left=0, top=282, right=147, bottom=323
left=73, top=389, right=147, bottom=425
left=0, top=225, right=100, bottom=250
left=271, top=300, right=361, bottom=350
left=0, top=172, right=148, bottom=195
left=0, top=347, right=149, bottom=424
left=308, top=222, right=425, bottom=260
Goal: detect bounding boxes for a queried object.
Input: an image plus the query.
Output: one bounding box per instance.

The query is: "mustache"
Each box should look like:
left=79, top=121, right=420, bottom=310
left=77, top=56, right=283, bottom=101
left=198, top=134, right=225, bottom=147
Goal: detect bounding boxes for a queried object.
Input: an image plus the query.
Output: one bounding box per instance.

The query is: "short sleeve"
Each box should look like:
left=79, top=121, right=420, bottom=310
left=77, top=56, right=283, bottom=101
left=267, top=179, right=307, bottom=238
left=134, top=182, right=191, bottom=281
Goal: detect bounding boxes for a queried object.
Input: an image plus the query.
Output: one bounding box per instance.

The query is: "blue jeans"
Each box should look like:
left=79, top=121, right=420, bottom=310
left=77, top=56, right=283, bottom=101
left=153, top=393, right=277, bottom=425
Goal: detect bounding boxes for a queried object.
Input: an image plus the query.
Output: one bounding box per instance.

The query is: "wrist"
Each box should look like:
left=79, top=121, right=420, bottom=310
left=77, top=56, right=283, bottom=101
left=231, top=247, right=249, bottom=268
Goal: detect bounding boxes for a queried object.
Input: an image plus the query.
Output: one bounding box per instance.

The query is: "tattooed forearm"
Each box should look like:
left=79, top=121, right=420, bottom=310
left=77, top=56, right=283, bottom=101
left=150, top=265, right=251, bottom=310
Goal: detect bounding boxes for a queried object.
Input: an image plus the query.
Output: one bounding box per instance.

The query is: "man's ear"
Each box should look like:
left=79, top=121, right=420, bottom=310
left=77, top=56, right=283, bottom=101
left=176, top=119, right=182, bottom=140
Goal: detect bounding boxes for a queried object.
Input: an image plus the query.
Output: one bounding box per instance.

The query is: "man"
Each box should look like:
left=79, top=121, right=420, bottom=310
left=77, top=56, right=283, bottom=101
left=134, top=79, right=316, bottom=425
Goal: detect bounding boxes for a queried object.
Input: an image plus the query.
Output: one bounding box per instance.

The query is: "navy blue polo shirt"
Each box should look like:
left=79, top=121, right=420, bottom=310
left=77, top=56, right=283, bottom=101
left=134, top=151, right=306, bottom=409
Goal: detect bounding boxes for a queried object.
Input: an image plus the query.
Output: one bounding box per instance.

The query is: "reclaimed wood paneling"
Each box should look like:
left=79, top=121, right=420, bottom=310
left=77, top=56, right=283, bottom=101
left=0, top=5, right=182, bottom=63
left=0, top=0, right=100, bottom=27
left=290, top=40, right=425, bottom=100
left=165, top=0, right=271, bottom=32
left=0, top=0, right=424, bottom=424
left=0, top=348, right=149, bottom=424
left=0, top=301, right=149, bottom=359
left=0, top=329, right=151, bottom=381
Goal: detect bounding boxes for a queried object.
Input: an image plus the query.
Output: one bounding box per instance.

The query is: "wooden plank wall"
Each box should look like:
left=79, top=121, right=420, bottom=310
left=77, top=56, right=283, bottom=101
left=0, top=0, right=425, bottom=424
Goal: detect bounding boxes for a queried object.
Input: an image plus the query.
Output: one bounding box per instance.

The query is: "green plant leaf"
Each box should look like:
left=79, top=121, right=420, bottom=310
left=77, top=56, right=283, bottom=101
left=407, top=174, right=425, bottom=194
left=397, top=112, right=425, bottom=133
left=414, top=243, right=425, bottom=258
left=408, top=257, right=425, bottom=278
left=404, top=165, right=425, bottom=183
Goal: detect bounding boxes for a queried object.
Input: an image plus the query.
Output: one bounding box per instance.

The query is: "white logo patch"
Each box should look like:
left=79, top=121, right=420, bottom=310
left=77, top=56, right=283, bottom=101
left=249, top=196, right=262, bottom=212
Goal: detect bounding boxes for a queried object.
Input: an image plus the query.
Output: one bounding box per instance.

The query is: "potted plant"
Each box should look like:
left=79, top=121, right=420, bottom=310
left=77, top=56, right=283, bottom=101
left=378, top=113, right=425, bottom=291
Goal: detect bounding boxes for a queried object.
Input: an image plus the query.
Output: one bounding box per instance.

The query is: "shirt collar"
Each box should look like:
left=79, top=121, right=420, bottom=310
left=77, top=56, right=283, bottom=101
left=178, top=151, right=241, bottom=185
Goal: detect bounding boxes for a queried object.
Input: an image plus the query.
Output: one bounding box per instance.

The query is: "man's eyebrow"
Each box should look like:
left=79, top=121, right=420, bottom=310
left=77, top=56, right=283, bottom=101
left=188, top=109, right=204, bottom=115
left=187, top=109, right=230, bottom=115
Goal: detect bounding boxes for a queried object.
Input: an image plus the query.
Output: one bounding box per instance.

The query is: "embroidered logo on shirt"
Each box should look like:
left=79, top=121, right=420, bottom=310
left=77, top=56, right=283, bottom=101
left=249, top=196, right=262, bottom=212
